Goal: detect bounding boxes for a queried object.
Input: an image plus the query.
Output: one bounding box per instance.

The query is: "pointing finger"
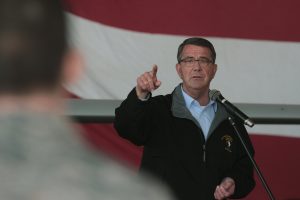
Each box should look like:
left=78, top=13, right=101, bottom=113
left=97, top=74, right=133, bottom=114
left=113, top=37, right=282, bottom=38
left=151, top=65, right=161, bottom=89
left=151, top=65, right=158, bottom=77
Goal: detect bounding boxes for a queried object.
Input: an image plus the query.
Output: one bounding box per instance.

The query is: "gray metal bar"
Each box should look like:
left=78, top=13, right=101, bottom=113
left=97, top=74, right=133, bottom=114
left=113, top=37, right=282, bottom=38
left=65, top=99, right=300, bottom=124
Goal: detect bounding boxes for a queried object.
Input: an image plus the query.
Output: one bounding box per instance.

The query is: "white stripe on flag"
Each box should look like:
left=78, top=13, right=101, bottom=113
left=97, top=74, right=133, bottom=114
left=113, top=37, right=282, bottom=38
left=66, top=13, right=300, bottom=104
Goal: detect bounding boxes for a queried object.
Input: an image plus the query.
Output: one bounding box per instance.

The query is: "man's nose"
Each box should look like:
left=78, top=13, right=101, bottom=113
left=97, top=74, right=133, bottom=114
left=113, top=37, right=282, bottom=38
left=193, top=61, right=203, bottom=70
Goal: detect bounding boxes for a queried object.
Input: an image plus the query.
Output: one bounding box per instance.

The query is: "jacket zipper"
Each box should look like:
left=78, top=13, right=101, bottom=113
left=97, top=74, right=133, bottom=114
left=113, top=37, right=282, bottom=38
left=203, top=144, right=206, bottom=163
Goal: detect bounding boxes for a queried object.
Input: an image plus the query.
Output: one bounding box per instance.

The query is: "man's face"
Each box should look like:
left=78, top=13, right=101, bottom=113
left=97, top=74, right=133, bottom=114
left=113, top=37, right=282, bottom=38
left=176, top=44, right=217, bottom=94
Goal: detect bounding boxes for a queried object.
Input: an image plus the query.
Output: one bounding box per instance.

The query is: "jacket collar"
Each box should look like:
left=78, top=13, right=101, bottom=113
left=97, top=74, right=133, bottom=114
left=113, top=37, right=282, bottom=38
left=171, top=84, right=229, bottom=138
left=171, top=84, right=199, bottom=127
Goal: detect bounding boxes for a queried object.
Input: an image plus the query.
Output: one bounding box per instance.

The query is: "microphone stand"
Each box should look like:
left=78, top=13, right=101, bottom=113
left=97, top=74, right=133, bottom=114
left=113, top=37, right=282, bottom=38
left=228, top=117, right=276, bottom=200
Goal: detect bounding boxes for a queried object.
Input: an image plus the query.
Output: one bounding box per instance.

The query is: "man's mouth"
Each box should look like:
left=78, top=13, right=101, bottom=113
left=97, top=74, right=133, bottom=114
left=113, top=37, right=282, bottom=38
left=192, top=75, right=204, bottom=79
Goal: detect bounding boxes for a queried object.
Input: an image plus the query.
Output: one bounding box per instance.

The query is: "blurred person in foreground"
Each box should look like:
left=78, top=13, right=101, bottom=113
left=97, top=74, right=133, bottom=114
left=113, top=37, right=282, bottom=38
left=0, top=0, right=174, bottom=199
left=114, top=37, right=255, bottom=200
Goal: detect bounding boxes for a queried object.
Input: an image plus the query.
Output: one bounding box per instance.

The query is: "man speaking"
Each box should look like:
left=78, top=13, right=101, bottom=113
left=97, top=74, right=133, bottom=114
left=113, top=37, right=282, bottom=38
left=114, top=37, right=255, bottom=200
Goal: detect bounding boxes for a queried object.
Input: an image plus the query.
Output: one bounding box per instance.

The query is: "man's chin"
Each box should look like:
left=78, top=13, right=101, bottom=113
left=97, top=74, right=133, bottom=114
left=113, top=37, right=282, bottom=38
left=190, top=84, right=209, bottom=92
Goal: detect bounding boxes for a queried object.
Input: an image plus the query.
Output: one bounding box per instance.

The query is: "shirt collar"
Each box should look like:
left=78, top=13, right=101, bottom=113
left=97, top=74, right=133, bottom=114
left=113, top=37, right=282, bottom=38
left=181, top=86, right=217, bottom=110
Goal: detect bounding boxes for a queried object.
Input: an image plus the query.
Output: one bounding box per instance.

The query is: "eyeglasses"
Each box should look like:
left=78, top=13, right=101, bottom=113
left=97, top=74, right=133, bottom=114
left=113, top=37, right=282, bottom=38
left=179, top=57, right=213, bottom=68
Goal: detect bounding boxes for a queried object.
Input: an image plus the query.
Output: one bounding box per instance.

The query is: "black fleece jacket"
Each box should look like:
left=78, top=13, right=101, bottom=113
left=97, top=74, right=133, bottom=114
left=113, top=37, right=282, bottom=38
left=114, top=85, right=255, bottom=200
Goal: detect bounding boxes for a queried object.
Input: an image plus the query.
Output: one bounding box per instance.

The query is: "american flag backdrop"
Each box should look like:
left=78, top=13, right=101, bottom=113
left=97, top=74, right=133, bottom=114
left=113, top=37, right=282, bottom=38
left=63, top=1, right=300, bottom=199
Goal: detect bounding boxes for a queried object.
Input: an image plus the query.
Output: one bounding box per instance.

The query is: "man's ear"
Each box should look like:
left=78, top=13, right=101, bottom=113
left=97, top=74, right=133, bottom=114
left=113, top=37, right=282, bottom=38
left=61, top=49, right=83, bottom=85
left=176, top=63, right=183, bottom=79
left=212, top=64, right=217, bottom=79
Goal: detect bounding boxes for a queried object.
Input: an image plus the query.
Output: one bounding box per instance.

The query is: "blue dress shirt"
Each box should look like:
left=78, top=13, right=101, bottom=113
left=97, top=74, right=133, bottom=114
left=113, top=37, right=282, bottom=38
left=181, top=87, right=217, bottom=140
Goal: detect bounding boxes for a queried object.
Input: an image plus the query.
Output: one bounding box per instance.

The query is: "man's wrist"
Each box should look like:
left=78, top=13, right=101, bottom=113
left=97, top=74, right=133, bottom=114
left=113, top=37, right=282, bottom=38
left=136, top=87, right=150, bottom=101
left=138, top=92, right=151, bottom=101
left=222, top=177, right=235, bottom=184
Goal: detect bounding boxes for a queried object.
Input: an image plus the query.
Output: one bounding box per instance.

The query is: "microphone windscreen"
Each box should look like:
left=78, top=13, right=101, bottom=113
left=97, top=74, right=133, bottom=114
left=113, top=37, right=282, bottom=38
left=209, top=89, right=221, bottom=101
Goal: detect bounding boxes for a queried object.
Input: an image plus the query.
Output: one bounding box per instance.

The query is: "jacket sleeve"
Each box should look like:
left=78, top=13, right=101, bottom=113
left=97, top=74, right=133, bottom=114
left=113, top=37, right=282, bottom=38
left=113, top=88, right=153, bottom=146
left=225, top=122, right=256, bottom=199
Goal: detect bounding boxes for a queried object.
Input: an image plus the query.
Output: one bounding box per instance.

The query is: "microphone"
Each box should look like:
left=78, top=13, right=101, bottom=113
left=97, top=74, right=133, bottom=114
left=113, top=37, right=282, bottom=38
left=209, top=89, right=254, bottom=127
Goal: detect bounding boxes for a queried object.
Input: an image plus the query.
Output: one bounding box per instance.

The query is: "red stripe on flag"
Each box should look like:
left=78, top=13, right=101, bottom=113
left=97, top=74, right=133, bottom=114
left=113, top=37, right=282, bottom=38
left=78, top=123, right=143, bottom=169
left=64, top=0, right=300, bottom=42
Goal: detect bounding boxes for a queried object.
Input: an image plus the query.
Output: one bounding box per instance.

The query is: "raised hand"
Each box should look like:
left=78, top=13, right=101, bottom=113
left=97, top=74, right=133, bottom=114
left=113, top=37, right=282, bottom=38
left=136, top=65, right=161, bottom=99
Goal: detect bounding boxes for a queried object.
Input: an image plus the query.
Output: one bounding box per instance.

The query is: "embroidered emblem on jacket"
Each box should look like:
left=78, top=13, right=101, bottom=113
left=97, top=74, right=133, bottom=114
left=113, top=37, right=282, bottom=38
left=221, top=135, right=233, bottom=152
